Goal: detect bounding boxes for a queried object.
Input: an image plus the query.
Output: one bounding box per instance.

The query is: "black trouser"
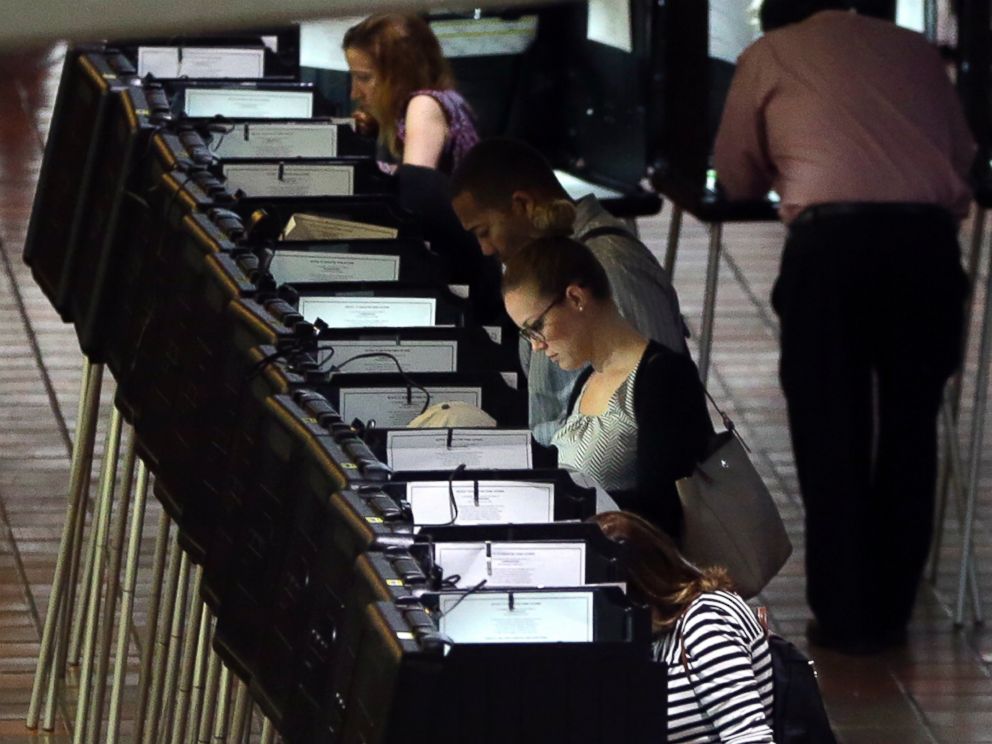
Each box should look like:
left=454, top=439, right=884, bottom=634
left=771, top=206, right=968, bottom=640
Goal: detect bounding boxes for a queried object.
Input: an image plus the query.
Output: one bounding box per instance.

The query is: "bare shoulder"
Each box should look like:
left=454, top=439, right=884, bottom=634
left=406, top=94, right=447, bottom=125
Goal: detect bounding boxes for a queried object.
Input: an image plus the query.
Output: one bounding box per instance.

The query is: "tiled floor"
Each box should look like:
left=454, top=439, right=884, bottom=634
left=1, top=46, right=992, bottom=743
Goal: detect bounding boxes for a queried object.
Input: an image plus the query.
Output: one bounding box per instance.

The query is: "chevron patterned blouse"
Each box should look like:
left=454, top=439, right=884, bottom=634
left=551, top=361, right=641, bottom=493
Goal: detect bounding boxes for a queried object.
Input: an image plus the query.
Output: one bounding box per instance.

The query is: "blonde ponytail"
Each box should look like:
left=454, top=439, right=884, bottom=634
left=530, top=199, right=576, bottom=237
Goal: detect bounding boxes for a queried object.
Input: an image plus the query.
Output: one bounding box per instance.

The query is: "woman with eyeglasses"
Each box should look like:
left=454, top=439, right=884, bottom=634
left=502, top=236, right=713, bottom=539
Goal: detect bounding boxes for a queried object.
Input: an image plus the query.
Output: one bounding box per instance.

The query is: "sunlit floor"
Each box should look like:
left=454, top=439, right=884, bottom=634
left=1, top=48, right=992, bottom=743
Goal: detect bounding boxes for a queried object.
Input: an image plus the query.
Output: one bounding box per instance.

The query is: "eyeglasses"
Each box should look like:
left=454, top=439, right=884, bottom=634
left=519, top=292, right=565, bottom=345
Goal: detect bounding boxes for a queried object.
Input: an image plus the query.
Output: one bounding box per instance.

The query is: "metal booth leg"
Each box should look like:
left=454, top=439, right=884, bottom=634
left=664, top=205, right=683, bottom=279
left=86, top=423, right=138, bottom=744
left=72, top=405, right=124, bottom=743
left=134, top=510, right=174, bottom=742
left=106, top=458, right=150, bottom=744
left=931, top=207, right=987, bottom=583
left=140, top=532, right=184, bottom=743
left=698, top=222, right=724, bottom=386
left=955, top=207, right=992, bottom=626
left=27, top=359, right=103, bottom=730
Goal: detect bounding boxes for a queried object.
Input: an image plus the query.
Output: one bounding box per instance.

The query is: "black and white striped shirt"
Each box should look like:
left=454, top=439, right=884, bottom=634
left=653, top=591, right=774, bottom=743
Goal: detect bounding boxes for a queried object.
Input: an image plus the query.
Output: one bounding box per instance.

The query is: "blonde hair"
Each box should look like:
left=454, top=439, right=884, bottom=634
left=529, top=198, right=576, bottom=236
left=343, top=14, right=454, bottom=158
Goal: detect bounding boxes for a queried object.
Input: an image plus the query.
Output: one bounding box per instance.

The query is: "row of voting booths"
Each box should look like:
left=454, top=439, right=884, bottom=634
left=22, top=9, right=687, bottom=743
left=22, top=1, right=992, bottom=742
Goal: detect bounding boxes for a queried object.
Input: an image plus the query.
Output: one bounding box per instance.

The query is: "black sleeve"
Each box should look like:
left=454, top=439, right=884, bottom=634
left=634, top=347, right=715, bottom=538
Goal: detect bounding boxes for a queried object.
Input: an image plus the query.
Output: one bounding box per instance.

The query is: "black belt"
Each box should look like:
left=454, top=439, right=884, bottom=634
left=791, top=202, right=954, bottom=228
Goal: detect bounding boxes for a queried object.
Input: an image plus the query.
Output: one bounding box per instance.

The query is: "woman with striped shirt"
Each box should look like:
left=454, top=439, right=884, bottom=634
left=594, top=511, right=774, bottom=743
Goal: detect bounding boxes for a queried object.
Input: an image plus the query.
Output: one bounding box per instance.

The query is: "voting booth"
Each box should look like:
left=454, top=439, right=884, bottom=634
left=23, top=46, right=135, bottom=320
left=23, top=38, right=672, bottom=744
left=385, top=468, right=598, bottom=525
left=335, top=592, right=664, bottom=744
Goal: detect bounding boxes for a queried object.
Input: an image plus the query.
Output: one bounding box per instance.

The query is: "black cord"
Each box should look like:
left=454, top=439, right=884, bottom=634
left=208, top=123, right=237, bottom=153
left=411, top=462, right=466, bottom=528
left=434, top=577, right=489, bottom=620
left=244, top=341, right=311, bottom=382
left=324, top=349, right=432, bottom=415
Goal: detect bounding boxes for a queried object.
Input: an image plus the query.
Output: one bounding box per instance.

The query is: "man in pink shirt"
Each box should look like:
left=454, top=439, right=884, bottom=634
left=715, top=0, right=975, bottom=653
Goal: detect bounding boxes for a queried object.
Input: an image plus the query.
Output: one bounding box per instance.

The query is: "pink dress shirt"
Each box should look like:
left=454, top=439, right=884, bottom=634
left=713, top=10, right=975, bottom=223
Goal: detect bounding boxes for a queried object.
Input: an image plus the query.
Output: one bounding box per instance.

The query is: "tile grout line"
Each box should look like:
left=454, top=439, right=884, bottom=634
left=0, top=238, right=73, bottom=455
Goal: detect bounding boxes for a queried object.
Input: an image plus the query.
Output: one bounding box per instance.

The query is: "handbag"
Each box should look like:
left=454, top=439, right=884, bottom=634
left=676, top=390, right=792, bottom=599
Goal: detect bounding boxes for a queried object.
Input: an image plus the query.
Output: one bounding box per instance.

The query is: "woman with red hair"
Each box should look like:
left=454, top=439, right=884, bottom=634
left=343, top=14, right=479, bottom=175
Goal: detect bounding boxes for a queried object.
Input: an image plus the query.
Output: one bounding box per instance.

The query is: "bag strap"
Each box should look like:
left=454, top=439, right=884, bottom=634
left=700, top=385, right=752, bottom=454
left=576, top=224, right=634, bottom=242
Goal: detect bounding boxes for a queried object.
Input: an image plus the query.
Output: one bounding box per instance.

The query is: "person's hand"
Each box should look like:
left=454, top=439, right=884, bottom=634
left=353, top=110, right=379, bottom=139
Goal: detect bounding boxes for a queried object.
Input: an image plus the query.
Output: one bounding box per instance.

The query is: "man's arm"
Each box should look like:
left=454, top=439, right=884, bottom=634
left=713, top=45, right=776, bottom=200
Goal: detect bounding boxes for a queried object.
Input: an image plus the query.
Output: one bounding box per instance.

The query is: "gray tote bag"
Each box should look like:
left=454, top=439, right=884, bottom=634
left=676, top=395, right=792, bottom=599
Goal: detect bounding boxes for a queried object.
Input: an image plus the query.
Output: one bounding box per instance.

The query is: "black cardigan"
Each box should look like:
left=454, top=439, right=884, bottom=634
left=565, top=340, right=713, bottom=540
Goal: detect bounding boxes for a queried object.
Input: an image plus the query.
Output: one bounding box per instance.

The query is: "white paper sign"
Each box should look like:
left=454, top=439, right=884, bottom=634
left=184, top=88, right=313, bottom=119
left=387, top=429, right=533, bottom=471
left=408, top=480, right=554, bottom=526
left=481, top=325, right=502, bottom=344
left=338, top=386, right=482, bottom=429
left=138, top=46, right=266, bottom=79
left=434, top=542, right=586, bottom=587
left=431, top=16, right=538, bottom=57
left=438, top=591, right=594, bottom=643
left=222, top=162, right=354, bottom=197
left=298, top=296, right=436, bottom=328
left=299, top=16, right=367, bottom=71
left=211, top=123, right=338, bottom=159
left=319, top=339, right=457, bottom=373
left=270, top=250, right=399, bottom=285
left=587, top=0, right=633, bottom=53
left=554, top=169, right=624, bottom=201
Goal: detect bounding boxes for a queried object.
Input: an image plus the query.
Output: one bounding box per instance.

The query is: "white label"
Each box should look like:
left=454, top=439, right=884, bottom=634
left=499, top=372, right=518, bottom=390
left=184, top=88, right=313, bottom=119
left=409, top=480, right=554, bottom=526
left=320, top=339, right=458, bottom=373
left=222, top=162, right=353, bottom=197
left=437, top=591, right=594, bottom=643
left=431, top=16, right=539, bottom=57
left=298, top=296, right=435, bottom=328
left=481, top=325, right=502, bottom=344
left=270, top=250, right=399, bottom=285
left=282, top=214, right=398, bottom=241
left=138, top=46, right=266, bottom=79
left=386, top=429, right=532, bottom=471
left=339, top=386, right=482, bottom=429
left=211, top=123, right=338, bottom=159
left=554, top=169, right=624, bottom=201
left=434, top=542, right=586, bottom=587
left=587, top=0, right=632, bottom=53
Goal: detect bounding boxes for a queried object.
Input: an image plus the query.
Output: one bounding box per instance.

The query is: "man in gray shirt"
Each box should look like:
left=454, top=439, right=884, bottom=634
left=451, top=138, right=687, bottom=445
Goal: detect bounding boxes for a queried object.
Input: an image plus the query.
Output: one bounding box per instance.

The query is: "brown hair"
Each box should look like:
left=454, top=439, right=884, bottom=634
left=451, top=138, right=570, bottom=209
left=501, top=236, right=611, bottom=302
left=593, top=511, right=733, bottom=634
left=343, top=14, right=454, bottom=158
